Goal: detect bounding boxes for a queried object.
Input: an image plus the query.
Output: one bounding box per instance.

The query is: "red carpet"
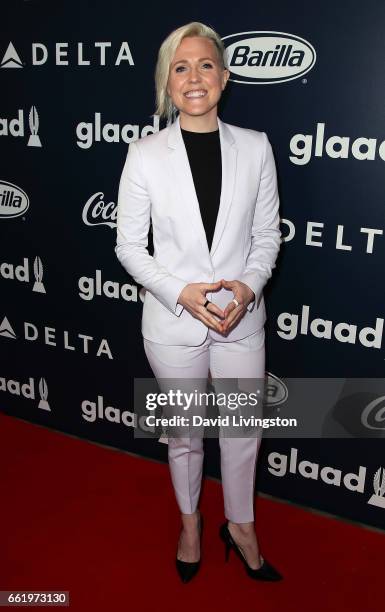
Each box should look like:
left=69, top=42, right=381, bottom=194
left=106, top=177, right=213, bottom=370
left=1, top=411, right=383, bottom=611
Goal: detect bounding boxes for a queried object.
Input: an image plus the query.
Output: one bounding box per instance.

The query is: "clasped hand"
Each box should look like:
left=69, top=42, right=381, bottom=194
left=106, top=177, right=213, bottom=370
left=177, top=278, right=255, bottom=336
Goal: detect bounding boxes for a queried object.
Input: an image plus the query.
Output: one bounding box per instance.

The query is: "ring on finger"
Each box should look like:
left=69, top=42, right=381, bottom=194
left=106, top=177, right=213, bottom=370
left=232, top=298, right=240, bottom=307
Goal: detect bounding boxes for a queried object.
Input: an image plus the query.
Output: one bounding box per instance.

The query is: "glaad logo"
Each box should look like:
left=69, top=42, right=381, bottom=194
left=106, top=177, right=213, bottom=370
left=367, top=467, right=385, bottom=508
left=277, top=305, right=383, bottom=349
left=268, top=448, right=385, bottom=510
left=76, top=113, right=159, bottom=149
left=222, top=31, right=316, bottom=84
left=28, top=106, right=41, bottom=147
left=0, top=41, right=134, bottom=68
left=38, top=378, right=50, bottom=411
left=0, top=375, right=51, bottom=411
left=82, top=192, right=117, bottom=228
left=0, top=315, right=113, bottom=359
left=81, top=395, right=136, bottom=427
left=0, top=181, right=29, bottom=218
left=289, top=123, right=385, bottom=165
left=33, top=256, right=45, bottom=292
left=0, top=106, right=42, bottom=147
left=0, top=256, right=46, bottom=293
left=78, top=270, right=137, bottom=302
left=268, top=447, right=365, bottom=490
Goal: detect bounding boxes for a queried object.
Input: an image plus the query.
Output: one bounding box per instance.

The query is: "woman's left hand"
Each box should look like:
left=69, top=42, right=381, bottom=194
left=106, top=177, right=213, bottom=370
left=220, top=279, right=255, bottom=335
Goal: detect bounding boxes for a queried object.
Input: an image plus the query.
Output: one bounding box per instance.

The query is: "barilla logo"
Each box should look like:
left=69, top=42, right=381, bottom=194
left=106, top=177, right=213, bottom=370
left=0, top=181, right=29, bottom=218
left=222, top=31, right=316, bottom=84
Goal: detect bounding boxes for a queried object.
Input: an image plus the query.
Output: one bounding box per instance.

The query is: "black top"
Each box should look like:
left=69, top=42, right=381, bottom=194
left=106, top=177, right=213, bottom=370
left=181, top=127, right=222, bottom=252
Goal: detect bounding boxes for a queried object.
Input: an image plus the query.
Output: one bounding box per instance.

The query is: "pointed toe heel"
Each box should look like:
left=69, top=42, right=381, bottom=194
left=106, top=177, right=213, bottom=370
left=219, top=522, right=283, bottom=582
left=175, top=557, right=201, bottom=583
left=175, top=513, right=203, bottom=583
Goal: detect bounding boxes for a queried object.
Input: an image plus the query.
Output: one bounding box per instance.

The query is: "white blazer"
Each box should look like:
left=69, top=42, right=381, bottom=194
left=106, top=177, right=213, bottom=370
left=115, top=115, right=281, bottom=346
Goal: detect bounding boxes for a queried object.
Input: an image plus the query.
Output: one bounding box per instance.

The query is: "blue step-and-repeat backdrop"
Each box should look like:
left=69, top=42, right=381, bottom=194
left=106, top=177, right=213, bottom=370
left=1, top=0, right=385, bottom=530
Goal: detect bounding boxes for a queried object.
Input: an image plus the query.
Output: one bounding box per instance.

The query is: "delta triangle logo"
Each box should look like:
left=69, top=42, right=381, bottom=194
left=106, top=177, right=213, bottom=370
left=0, top=316, right=17, bottom=339
left=1, top=42, right=23, bottom=69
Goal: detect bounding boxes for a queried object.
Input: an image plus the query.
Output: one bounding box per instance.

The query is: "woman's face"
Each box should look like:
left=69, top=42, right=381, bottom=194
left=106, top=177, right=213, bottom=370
left=167, top=36, right=230, bottom=126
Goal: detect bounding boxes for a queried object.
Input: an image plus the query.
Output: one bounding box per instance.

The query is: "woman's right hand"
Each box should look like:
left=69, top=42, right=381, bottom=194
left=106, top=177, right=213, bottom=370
left=177, top=280, right=225, bottom=333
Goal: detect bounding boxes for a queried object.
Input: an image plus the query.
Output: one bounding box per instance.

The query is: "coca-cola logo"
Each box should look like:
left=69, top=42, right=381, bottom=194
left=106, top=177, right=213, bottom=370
left=82, top=192, right=117, bottom=228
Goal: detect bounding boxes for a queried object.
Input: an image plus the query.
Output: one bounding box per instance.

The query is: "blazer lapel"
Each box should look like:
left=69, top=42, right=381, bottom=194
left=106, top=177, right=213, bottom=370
left=210, top=117, right=237, bottom=257
left=167, top=115, right=238, bottom=258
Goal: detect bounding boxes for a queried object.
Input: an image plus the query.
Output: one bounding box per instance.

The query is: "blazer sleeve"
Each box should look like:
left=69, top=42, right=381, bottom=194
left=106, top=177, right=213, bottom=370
left=240, top=131, right=281, bottom=312
left=115, top=140, right=187, bottom=316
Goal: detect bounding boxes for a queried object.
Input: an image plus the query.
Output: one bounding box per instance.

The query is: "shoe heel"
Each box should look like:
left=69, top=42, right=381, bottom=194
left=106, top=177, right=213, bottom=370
left=219, top=522, right=283, bottom=581
left=219, top=524, right=231, bottom=562
left=224, top=540, right=231, bottom=562
left=175, top=511, right=203, bottom=584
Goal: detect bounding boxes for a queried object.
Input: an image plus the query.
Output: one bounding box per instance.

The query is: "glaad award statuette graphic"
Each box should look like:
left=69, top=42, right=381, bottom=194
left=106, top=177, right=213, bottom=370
left=158, top=424, right=169, bottom=444
left=27, top=105, right=42, bottom=147
left=38, top=378, right=50, bottom=411
left=32, top=256, right=46, bottom=293
left=368, top=467, right=385, bottom=508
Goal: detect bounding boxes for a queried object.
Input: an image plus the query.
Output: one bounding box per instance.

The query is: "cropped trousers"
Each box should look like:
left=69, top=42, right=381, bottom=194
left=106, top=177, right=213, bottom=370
left=143, top=327, right=265, bottom=523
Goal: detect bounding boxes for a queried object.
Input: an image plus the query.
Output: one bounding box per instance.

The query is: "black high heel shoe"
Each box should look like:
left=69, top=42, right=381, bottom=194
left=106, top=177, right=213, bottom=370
left=219, top=522, right=283, bottom=581
left=175, top=511, right=203, bottom=583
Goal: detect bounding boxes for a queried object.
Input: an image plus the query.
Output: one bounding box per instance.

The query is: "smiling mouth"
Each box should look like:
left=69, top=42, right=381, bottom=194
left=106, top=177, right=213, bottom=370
left=184, top=90, right=207, bottom=98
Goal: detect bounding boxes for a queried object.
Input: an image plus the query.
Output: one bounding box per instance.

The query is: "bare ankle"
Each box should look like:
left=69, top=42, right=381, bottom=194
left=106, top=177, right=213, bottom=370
left=228, top=521, right=254, bottom=535
left=181, top=510, right=200, bottom=532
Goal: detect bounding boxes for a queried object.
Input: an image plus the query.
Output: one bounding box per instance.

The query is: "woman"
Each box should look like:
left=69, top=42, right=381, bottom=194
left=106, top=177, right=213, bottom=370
left=115, top=22, right=282, bottom=583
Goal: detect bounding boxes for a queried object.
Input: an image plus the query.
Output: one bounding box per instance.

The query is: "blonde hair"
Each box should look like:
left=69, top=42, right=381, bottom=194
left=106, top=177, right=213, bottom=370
left=154, top=22, right=227, bottom=124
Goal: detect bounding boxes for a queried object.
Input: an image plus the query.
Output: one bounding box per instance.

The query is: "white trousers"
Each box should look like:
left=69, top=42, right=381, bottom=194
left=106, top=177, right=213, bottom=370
left=143, top=328, right=265, bottom=523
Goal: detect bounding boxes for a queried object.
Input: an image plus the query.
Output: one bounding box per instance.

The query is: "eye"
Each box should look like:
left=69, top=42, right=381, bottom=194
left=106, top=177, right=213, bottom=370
left=202, top=62, right=213, bottom=69
left=175, top=65, right=186, bottom=73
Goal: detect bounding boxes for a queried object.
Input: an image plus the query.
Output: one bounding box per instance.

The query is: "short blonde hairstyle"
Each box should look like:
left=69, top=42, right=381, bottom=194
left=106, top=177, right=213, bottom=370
left=154, top=22, right=227, bottom=124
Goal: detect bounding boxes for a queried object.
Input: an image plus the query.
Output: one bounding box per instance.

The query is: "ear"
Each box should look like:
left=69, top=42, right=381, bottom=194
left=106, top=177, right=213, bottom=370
left=222, top=68, right=230, bottom=89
